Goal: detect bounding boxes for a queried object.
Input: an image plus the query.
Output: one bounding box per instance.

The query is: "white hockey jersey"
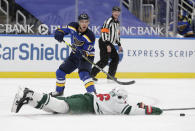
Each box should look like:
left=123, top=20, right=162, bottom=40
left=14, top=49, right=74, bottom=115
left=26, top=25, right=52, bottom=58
left=93, top=93, right=132, bottom=115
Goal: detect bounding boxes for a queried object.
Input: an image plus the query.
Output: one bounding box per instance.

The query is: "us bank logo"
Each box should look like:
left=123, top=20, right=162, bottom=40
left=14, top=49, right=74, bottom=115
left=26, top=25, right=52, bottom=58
left=38, top=24, right=49, bottom=35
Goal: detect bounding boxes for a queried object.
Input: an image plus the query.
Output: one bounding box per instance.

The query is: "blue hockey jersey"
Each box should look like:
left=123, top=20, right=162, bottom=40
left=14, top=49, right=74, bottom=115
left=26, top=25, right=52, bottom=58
left=177, top=14, right=194, bottom=37
left=58, top=22, right=95, bottom=56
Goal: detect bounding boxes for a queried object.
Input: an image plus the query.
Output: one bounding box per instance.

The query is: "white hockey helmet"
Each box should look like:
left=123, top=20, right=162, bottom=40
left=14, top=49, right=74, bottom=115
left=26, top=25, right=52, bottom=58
left=110, top=88, right=128, bottom=100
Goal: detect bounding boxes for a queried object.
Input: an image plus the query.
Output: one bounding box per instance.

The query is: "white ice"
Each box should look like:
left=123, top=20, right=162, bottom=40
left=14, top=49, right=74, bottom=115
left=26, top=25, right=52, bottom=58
left=1, top=78, right=195, bottom=131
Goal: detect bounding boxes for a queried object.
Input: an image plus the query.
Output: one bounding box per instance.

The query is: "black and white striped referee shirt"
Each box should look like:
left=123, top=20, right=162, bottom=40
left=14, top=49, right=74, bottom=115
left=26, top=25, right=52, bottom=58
left=101, top=16, right=121, bottom=46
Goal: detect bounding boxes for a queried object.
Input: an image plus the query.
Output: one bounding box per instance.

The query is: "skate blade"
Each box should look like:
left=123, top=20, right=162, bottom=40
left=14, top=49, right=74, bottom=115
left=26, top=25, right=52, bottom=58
left=11, top=87, right=23, bottom=113
left=11, top=93, right=19, bottom=113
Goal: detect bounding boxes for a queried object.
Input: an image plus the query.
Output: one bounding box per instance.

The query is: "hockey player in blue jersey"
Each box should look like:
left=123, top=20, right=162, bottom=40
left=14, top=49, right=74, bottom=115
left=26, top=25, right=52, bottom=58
left=177, top=11, right=194, bottom=37
left=51, top=13, right=96, bottom=96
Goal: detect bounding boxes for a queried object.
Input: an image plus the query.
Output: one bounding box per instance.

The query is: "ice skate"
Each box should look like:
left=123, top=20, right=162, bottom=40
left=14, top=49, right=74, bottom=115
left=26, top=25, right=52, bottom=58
left=50, top=91, right=63, bottom=97
left=11, top=87, right=33, bottom=113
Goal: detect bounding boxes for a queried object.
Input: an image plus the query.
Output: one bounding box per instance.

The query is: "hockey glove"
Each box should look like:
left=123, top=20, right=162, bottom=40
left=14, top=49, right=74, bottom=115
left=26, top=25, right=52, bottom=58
left=71, top=47, right=90, bottom=59
left=82, top=50, right=90, bottom=57
left=77, top=50, right=90, bottom=59
left=137, top=102, right=163, bottom=115
left=54, top=29, right=65, bottom=42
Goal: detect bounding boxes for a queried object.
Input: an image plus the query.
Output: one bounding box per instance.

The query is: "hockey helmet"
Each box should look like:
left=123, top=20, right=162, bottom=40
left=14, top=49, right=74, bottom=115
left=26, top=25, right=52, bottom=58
left=78, top=13, right=89, bottom=21
left=112, top=6, right=121, bottom=12
left=110, top=88, right=128, bottom=100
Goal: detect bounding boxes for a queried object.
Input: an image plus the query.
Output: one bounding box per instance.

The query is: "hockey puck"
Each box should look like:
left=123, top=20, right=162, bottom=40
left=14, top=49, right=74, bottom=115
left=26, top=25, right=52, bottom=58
left=180, top=113, right=185, bottom=116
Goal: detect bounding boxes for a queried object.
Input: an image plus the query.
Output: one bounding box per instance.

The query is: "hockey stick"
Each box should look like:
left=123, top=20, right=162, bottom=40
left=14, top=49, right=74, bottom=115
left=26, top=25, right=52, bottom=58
left=162, top=107, right=195, bottom=111
left=62, top=40, right=135, bottom=85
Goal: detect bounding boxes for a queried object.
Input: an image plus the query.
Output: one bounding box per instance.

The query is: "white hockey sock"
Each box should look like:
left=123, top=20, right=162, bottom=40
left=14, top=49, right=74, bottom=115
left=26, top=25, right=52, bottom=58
left=42, top=96, right=69, bottom=113
left=28, top=91, right=69, bottom=113
left=28, top=92, right=44, bottom=107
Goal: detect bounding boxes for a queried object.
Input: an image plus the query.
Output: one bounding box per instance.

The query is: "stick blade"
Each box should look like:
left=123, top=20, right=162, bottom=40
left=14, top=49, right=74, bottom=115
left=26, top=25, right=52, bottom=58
left=116, top=80, right=136, bottom=85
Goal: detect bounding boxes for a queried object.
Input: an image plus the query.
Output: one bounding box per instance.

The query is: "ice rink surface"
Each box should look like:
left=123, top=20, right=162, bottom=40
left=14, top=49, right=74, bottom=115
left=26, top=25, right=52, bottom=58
left=0, top=78, right=195, bottom=131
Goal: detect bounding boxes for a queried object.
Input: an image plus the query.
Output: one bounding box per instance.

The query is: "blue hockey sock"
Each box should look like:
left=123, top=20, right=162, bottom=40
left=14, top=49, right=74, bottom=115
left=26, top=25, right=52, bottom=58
left=56, top=69, right=66, bottom=93
left=79, top=71, right=96, bottom=93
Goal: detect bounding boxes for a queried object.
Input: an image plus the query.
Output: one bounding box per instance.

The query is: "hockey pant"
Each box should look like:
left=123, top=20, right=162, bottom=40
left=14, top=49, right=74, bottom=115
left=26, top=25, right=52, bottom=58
left=55, top=52, right=96, bottom=93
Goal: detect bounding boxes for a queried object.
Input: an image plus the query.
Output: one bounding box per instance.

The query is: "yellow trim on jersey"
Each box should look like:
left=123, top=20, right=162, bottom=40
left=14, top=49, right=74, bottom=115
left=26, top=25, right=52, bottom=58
left=83, top=34, right=92, bottom=43
left=58, top=29, right=65, bottom=33
left=85, top=81, right=94, bottom=88
left=184, top=31, right=194, bottom=37
left=85, top=52, right=95, bottom=57
left=56, top=83, right=65, bottom=87
left=68, top=26, right=77, bottom=32
left=0, top=72, right=195, bottom=78
left=88, top=54, right=94, bottom=56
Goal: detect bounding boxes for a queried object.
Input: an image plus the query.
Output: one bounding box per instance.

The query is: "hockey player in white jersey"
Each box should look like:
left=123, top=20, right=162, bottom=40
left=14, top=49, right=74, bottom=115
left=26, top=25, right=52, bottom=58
left=11, top=87, right=162, bottom=115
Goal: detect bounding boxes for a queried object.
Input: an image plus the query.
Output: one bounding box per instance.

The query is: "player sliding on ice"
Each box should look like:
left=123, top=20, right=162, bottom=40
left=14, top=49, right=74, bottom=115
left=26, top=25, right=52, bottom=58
left=12, top=87, right=162, bottom=115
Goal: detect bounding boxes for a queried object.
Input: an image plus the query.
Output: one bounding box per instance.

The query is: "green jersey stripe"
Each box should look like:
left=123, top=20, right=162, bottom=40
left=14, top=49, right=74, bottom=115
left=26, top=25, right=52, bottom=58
left=121, top=105, right=130, bottom=114
left=35, top=94, right=48, bottom=109
left=124, top=106, right=132, bottom=115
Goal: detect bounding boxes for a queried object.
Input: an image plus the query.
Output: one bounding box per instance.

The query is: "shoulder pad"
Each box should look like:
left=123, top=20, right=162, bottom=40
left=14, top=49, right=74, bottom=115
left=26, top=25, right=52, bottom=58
left=68, top=22, right=79, bottom=28
left=67, top=22, right=79, bottom=32
left=84, top=29, right=95, bottom=43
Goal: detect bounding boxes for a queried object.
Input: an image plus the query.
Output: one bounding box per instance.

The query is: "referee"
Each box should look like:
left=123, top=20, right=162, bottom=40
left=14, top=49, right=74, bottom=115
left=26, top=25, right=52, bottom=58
left=91, top=6, right=123, bottom=81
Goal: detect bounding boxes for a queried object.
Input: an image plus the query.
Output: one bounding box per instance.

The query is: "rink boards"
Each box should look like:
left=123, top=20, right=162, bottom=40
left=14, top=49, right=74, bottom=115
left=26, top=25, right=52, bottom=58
left=0, top=35, right=195, bottom=78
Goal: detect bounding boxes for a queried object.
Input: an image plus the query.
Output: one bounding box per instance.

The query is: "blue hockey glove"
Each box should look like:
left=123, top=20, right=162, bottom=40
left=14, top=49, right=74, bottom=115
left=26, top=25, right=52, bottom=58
left=54, top=29, right=65, bottom=42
